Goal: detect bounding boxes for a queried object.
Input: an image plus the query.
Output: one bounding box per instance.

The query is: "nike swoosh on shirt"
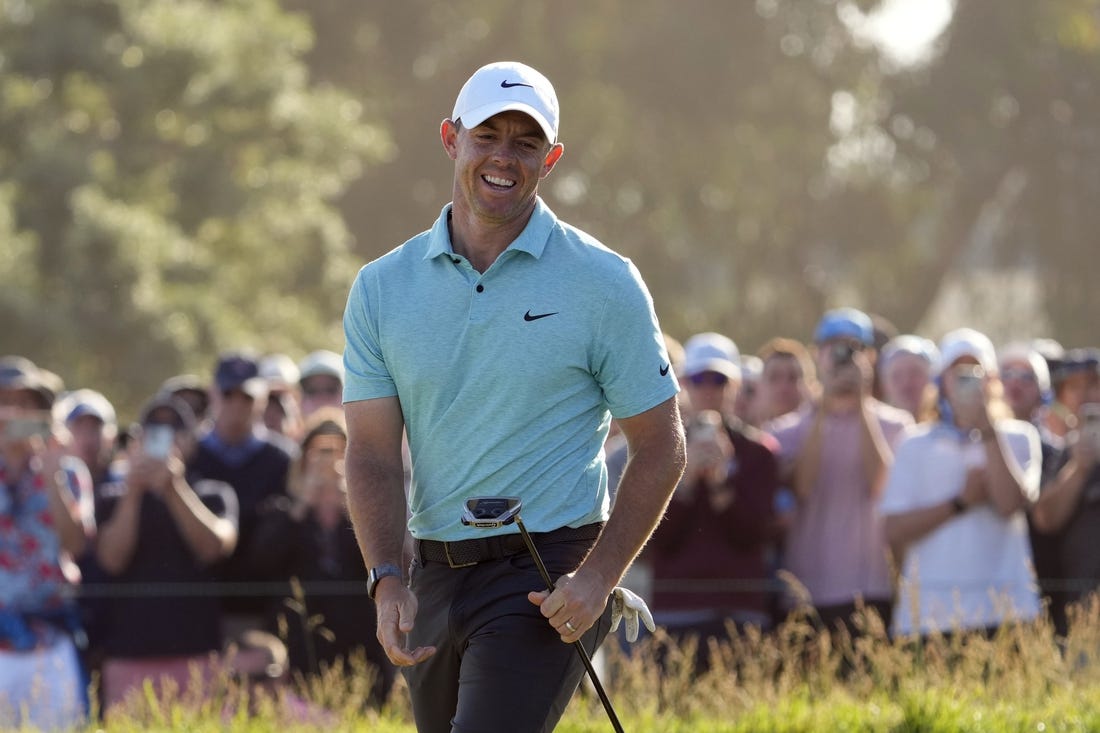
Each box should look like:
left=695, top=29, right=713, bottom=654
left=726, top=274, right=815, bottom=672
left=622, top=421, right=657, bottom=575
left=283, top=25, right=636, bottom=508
left=660, top=363, right=671, bottom=376
left=524, top=310, right=558, bottom=322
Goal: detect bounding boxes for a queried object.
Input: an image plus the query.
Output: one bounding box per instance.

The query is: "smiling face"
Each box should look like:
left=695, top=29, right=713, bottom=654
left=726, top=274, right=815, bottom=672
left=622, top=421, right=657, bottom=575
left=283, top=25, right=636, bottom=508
left=442, top=111, right=563, bottom=229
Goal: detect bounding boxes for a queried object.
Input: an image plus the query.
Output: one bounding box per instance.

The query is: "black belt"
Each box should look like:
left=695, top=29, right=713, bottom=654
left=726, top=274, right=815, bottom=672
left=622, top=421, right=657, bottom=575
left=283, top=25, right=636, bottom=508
left=418, top=523, right=603, bottom=568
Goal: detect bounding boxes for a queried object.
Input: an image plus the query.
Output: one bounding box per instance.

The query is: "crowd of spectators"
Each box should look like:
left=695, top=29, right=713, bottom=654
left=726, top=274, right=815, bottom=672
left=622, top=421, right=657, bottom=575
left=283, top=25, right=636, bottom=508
left=0, top=349, right=393, bottom=729
left=2, top=306, right=1099, bottom=727
left=631, top=308, right=1099, bottom=668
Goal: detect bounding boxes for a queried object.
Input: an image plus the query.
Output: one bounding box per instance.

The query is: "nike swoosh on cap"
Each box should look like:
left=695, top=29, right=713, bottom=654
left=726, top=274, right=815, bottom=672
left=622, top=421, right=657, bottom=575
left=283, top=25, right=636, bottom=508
left=524, top=310, right=558, bottom=322
left=660, top=363, right=670, bottom=376
left=501, top=80, right=534, bottom=89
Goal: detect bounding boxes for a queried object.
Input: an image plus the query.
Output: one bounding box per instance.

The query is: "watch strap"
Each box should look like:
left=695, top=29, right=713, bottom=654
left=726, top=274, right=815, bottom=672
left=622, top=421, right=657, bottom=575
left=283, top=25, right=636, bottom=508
left=367, top=563, right=403, bottom=600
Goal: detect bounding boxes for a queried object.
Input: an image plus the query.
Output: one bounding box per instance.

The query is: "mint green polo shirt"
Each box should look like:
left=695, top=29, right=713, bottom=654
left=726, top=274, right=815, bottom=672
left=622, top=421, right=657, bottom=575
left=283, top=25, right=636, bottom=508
left=343, top=197, right=678, bottom=541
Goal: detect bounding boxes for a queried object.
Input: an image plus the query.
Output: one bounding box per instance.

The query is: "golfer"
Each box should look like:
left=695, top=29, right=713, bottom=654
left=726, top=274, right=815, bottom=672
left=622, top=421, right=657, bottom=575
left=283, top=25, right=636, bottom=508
left=342, top=61, right=685, bottom=732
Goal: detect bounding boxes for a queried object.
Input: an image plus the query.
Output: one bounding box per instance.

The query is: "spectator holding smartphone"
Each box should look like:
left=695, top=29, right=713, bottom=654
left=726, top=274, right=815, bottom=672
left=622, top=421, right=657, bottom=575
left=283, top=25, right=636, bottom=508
left=0, top=356, right=94, bottom=731
left=882, top=329, right=1041, bottom=638
left=768, top=309, right=911, bottom=634
left=94, top=394, right=238, bottom=711
left=248, top=408, right=395, bottom=707
left=1030, top=350, right=1100, bottom=636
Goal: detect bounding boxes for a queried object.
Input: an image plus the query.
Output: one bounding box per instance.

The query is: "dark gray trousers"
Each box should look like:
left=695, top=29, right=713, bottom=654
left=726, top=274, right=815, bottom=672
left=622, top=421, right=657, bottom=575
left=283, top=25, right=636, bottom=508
left=404, top=536, right=612, bottom=733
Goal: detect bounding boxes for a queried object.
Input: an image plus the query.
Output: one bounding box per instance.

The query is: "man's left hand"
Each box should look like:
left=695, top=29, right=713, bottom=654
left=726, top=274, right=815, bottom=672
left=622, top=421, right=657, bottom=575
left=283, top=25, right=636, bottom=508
left=528, top=570, right=611, bottom=643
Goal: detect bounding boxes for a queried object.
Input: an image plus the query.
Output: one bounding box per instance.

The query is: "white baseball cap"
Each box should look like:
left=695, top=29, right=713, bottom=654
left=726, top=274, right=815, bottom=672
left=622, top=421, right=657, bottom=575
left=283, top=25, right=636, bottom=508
left=682, top=332, right=741, bottom=381
left=936, top=328, right=998, bottom=377
left=452, top=61, right=560, bottom=143
left=298, top=350, right=344, bottom=384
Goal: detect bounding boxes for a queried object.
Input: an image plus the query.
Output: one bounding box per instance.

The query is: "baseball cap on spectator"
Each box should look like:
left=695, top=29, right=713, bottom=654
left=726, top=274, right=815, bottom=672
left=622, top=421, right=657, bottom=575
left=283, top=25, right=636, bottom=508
left=0, top=355, right=58, bottom=409
left=58, top=388, right=117, bottom=428
left=452, top=61, right=560, bottom=143
left=812, top=308, right=874, bottom=346
left=138, top=393, right=198, bottom=433
left=1051, top=348, right=1100, bottom=384
left=936, top=328, right=998, bottom=377
left=998, top=341, right=1052, bottom=394
left=215, top=352, right=267, bottom=399
left=298, top=350, right=344, bottom=385
left=682, top=333, right=741, bottom=381
left=879, top=335, right=940, bottom=374
left=740, top=354, right=763, bottom=383
left=260, top=354, right=300, bottom=391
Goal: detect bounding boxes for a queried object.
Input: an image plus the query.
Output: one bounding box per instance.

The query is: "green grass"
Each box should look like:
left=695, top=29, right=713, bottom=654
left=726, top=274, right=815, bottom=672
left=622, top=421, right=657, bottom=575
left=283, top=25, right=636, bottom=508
left=12, top=599, right=1100, bottom=731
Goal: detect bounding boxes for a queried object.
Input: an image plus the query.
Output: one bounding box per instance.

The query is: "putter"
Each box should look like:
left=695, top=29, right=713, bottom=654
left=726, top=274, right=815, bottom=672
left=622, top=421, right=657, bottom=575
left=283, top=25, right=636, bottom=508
left=462, top=496, right=625, bottom=733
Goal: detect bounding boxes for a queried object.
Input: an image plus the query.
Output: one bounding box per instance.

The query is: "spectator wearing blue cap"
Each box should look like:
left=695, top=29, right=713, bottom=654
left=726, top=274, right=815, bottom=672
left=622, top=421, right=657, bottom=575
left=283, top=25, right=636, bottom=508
left=191, top=350, right=294, bottom=639
left=878, top=335, right=939, bottom=422
left=882, top=328, right=1041, bottom=638
left=767, top=308, right=912, bottom=635
left=1031, top=348, right=1100, bottom=637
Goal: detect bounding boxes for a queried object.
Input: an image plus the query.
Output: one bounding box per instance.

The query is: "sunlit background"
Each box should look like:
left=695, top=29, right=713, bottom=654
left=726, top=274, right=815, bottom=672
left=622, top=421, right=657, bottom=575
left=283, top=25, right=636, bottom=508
left=2, top=0, right=1097, bottom=416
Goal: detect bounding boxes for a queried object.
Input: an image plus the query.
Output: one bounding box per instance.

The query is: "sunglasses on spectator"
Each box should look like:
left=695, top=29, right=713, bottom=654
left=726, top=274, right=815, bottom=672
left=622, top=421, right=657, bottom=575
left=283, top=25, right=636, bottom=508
left=688, top=372, right=729, bottom=387
left=1001, top=368, right=1037, bottom=383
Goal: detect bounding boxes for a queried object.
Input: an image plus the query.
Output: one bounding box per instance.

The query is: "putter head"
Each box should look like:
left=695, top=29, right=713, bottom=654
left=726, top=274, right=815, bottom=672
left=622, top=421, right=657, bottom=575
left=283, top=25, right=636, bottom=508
left=461, top=496, right=522, bottom=529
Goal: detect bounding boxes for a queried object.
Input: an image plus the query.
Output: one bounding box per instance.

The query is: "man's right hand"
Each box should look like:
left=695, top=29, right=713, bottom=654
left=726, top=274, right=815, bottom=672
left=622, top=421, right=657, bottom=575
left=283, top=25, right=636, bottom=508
left=374, top=580, right=436, bottom=666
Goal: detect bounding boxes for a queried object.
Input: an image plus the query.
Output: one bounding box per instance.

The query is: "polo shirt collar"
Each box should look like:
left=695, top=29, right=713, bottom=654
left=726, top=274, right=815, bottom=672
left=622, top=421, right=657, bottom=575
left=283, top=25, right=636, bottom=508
left=422, top=197, right=556, bottom=261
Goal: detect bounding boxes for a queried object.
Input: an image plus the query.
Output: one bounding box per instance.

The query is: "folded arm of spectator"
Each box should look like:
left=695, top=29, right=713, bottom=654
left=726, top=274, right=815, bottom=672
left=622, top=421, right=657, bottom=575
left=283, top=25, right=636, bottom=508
left=1031, top=434, right=1098, bottom=533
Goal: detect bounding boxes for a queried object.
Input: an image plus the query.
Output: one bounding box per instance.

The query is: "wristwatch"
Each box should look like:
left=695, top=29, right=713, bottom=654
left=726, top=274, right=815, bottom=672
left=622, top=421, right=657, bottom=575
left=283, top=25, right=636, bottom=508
left=367, top=563, right=403, bottom=600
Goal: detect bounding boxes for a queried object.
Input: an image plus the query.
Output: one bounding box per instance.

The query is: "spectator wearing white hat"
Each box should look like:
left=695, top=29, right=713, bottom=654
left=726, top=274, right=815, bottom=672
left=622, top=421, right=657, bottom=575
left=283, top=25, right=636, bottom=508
left=881, top=328, right=1041, bottom=638
left=733, top=354, right=764, bottom=428
left=646, top=333, right=779, bottom=669
left=260, top=353, right=304, bottom=443
left=57, top=389, right=119, bottom=488
left=298, top=350, right=344, bottom=420
left=878, top=335, right=939, bottom=422
left=998, top=341, right=1052, bottom=427
left=768, top=308, right=911, bottom=634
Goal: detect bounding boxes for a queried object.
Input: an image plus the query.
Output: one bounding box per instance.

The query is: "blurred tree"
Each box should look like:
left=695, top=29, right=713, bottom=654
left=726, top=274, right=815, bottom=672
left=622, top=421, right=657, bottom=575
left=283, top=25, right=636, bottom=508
left=864, top=0, right=1100, bottom=344
left=0, top=0, right=387, bottom=416
left=284, top=0, right=886, bottom=350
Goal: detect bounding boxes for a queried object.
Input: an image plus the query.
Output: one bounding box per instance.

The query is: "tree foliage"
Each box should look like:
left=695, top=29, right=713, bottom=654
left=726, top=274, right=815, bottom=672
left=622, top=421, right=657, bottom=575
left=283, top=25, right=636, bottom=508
left=3, top=0, right=1098, bottom=415
left=0, top=0, right=385, bottom=413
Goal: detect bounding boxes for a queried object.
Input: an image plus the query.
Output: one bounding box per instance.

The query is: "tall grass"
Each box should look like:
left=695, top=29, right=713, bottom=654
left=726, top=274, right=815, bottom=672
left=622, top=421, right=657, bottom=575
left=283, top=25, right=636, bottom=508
left=11, top=599, right=1100, bottom=731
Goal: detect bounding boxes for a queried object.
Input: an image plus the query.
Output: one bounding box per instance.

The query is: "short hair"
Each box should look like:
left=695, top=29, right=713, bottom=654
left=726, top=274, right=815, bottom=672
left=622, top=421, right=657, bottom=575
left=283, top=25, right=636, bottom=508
left=757, top=337, right=817, bottom=385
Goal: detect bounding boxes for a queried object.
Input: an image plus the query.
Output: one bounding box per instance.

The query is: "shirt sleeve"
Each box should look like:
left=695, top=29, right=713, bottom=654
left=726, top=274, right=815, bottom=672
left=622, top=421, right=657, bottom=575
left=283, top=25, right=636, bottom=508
left=589, top=259, right=679, bottom=419
left=342, top=266, right=399, bottom=403
left=880, top=428, right=923, bottom=515
left=1004, top=422, right=1042, bottom=502
left=766, top=414, right=806, bottom=463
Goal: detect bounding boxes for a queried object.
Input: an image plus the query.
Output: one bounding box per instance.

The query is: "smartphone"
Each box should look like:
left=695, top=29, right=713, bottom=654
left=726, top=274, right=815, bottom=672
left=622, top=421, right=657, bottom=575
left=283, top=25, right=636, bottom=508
left=142, top=424, right=175, bottom=459
left=954, top=366, right=985, bottom=404
left=1082, top=403, right=1100, bottom=452
left=690, top=410, right=723, bottom=442
left=3, top=413, right=53, bottom=442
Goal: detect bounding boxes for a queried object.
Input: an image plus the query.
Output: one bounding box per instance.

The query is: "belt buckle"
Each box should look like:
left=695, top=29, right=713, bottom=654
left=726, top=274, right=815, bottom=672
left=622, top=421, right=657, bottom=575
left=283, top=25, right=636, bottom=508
left=443, top=541, right=478, bottom=569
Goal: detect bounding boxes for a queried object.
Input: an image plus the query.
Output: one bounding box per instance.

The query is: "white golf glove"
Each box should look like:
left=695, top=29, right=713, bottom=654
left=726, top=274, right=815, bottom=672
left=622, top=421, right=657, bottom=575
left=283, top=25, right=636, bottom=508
left=609, top=586, right=655, bottom=643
